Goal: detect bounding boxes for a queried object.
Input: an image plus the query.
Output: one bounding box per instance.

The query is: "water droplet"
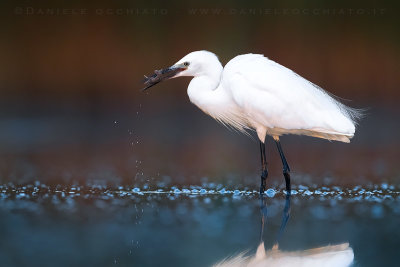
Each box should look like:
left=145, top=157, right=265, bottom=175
left=298, top=185, right=309, bottom=190
left=174, top=189, right=181, bottom=194
left=218, top=188, right=227, bottom=194
left=265, top=189, right=275, bottom=197
left=303, top=190, right=313, bottom=196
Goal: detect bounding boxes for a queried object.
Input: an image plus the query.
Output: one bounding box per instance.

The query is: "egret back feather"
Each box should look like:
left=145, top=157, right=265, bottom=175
left=221, top=54, right=362, bottom=142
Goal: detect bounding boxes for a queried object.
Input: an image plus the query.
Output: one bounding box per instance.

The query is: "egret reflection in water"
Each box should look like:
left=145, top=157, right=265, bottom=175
left=213, top=195, right=354, bottom=267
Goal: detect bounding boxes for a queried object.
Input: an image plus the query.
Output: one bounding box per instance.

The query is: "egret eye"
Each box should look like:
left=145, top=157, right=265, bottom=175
left=183, top=62, right=190, bottom=67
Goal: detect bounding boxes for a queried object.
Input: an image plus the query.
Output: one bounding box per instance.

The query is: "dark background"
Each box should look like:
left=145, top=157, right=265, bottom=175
left=0, top=0, right=399, bottom=187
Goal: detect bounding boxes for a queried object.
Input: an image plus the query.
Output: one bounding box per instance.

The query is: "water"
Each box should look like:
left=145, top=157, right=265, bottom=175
left=0, top=112, right=399, bottom=266
left=0, top=183, right=399, bottom=266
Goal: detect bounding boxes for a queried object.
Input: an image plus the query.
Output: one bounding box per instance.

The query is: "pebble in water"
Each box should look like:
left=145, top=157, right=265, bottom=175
left=173, top=189, right=181, bottom=194
left=218, top=188, right=227, bottom=194
left=0, top=184, right=398, bottom=204
left=265, top=189, right=276, bottom=197
left=303, top=190, right=313, bottom=196
left=298, top=185, right=309, bottom=190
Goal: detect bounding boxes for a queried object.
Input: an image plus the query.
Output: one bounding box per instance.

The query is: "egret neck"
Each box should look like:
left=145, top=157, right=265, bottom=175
left=186, top=62, right=225, bottom=115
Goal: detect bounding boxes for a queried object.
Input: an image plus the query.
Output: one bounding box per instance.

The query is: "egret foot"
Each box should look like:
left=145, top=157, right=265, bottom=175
left=260, top=170, right=268, bottom=194
left=283, top=169, right=291, bottom=195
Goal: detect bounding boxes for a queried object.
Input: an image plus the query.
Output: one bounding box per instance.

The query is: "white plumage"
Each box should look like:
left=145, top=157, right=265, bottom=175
left=173, top=50, right=361, bottom=143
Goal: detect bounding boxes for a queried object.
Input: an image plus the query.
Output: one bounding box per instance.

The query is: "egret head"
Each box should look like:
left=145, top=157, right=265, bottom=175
left=142, top=50, right=222, bottom=91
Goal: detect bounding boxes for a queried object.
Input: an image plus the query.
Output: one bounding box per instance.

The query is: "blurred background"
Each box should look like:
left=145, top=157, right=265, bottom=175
left=0, top=0, right=399, bottom=187
left=1, top=1, right=400, bottom=266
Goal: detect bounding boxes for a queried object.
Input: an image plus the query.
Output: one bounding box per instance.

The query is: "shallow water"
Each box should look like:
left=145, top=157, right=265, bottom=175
left=0, top=111, right=399, bottom=266
left=0, top=183, right=399, bottom=267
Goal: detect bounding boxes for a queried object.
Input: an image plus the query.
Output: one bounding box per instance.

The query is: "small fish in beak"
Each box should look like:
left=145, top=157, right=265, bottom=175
left=142, top=64, right=186, bottom=91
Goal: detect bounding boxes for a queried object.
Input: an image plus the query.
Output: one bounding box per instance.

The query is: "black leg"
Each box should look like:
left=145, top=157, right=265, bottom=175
left=274, top=138, right=291, bottom=195
left=259, top=139, right=268, bottom=194
left=259, top=194, right=268, bottom=242
left=274, top=193, right=291, bottom=248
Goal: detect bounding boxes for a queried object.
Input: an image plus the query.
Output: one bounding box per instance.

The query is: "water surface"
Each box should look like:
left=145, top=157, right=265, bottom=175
left=0, top=183, right=398, bottom=266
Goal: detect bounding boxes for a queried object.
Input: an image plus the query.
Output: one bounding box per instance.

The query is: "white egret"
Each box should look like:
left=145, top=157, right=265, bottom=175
left=143, top=50, right=362, bottom=193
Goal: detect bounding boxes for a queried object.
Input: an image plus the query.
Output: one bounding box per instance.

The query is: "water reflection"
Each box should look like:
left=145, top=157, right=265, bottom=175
left=1, top=184, right=399, bottom=266
left=214, top=194, right=354, bottom=267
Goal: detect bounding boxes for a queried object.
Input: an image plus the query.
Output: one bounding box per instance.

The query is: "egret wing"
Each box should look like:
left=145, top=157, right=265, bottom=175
left=222, top=54, right=359, bottom=137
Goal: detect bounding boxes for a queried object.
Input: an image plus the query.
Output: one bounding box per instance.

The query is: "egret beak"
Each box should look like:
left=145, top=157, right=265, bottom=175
left=142, top=63, right=186, bottom=91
